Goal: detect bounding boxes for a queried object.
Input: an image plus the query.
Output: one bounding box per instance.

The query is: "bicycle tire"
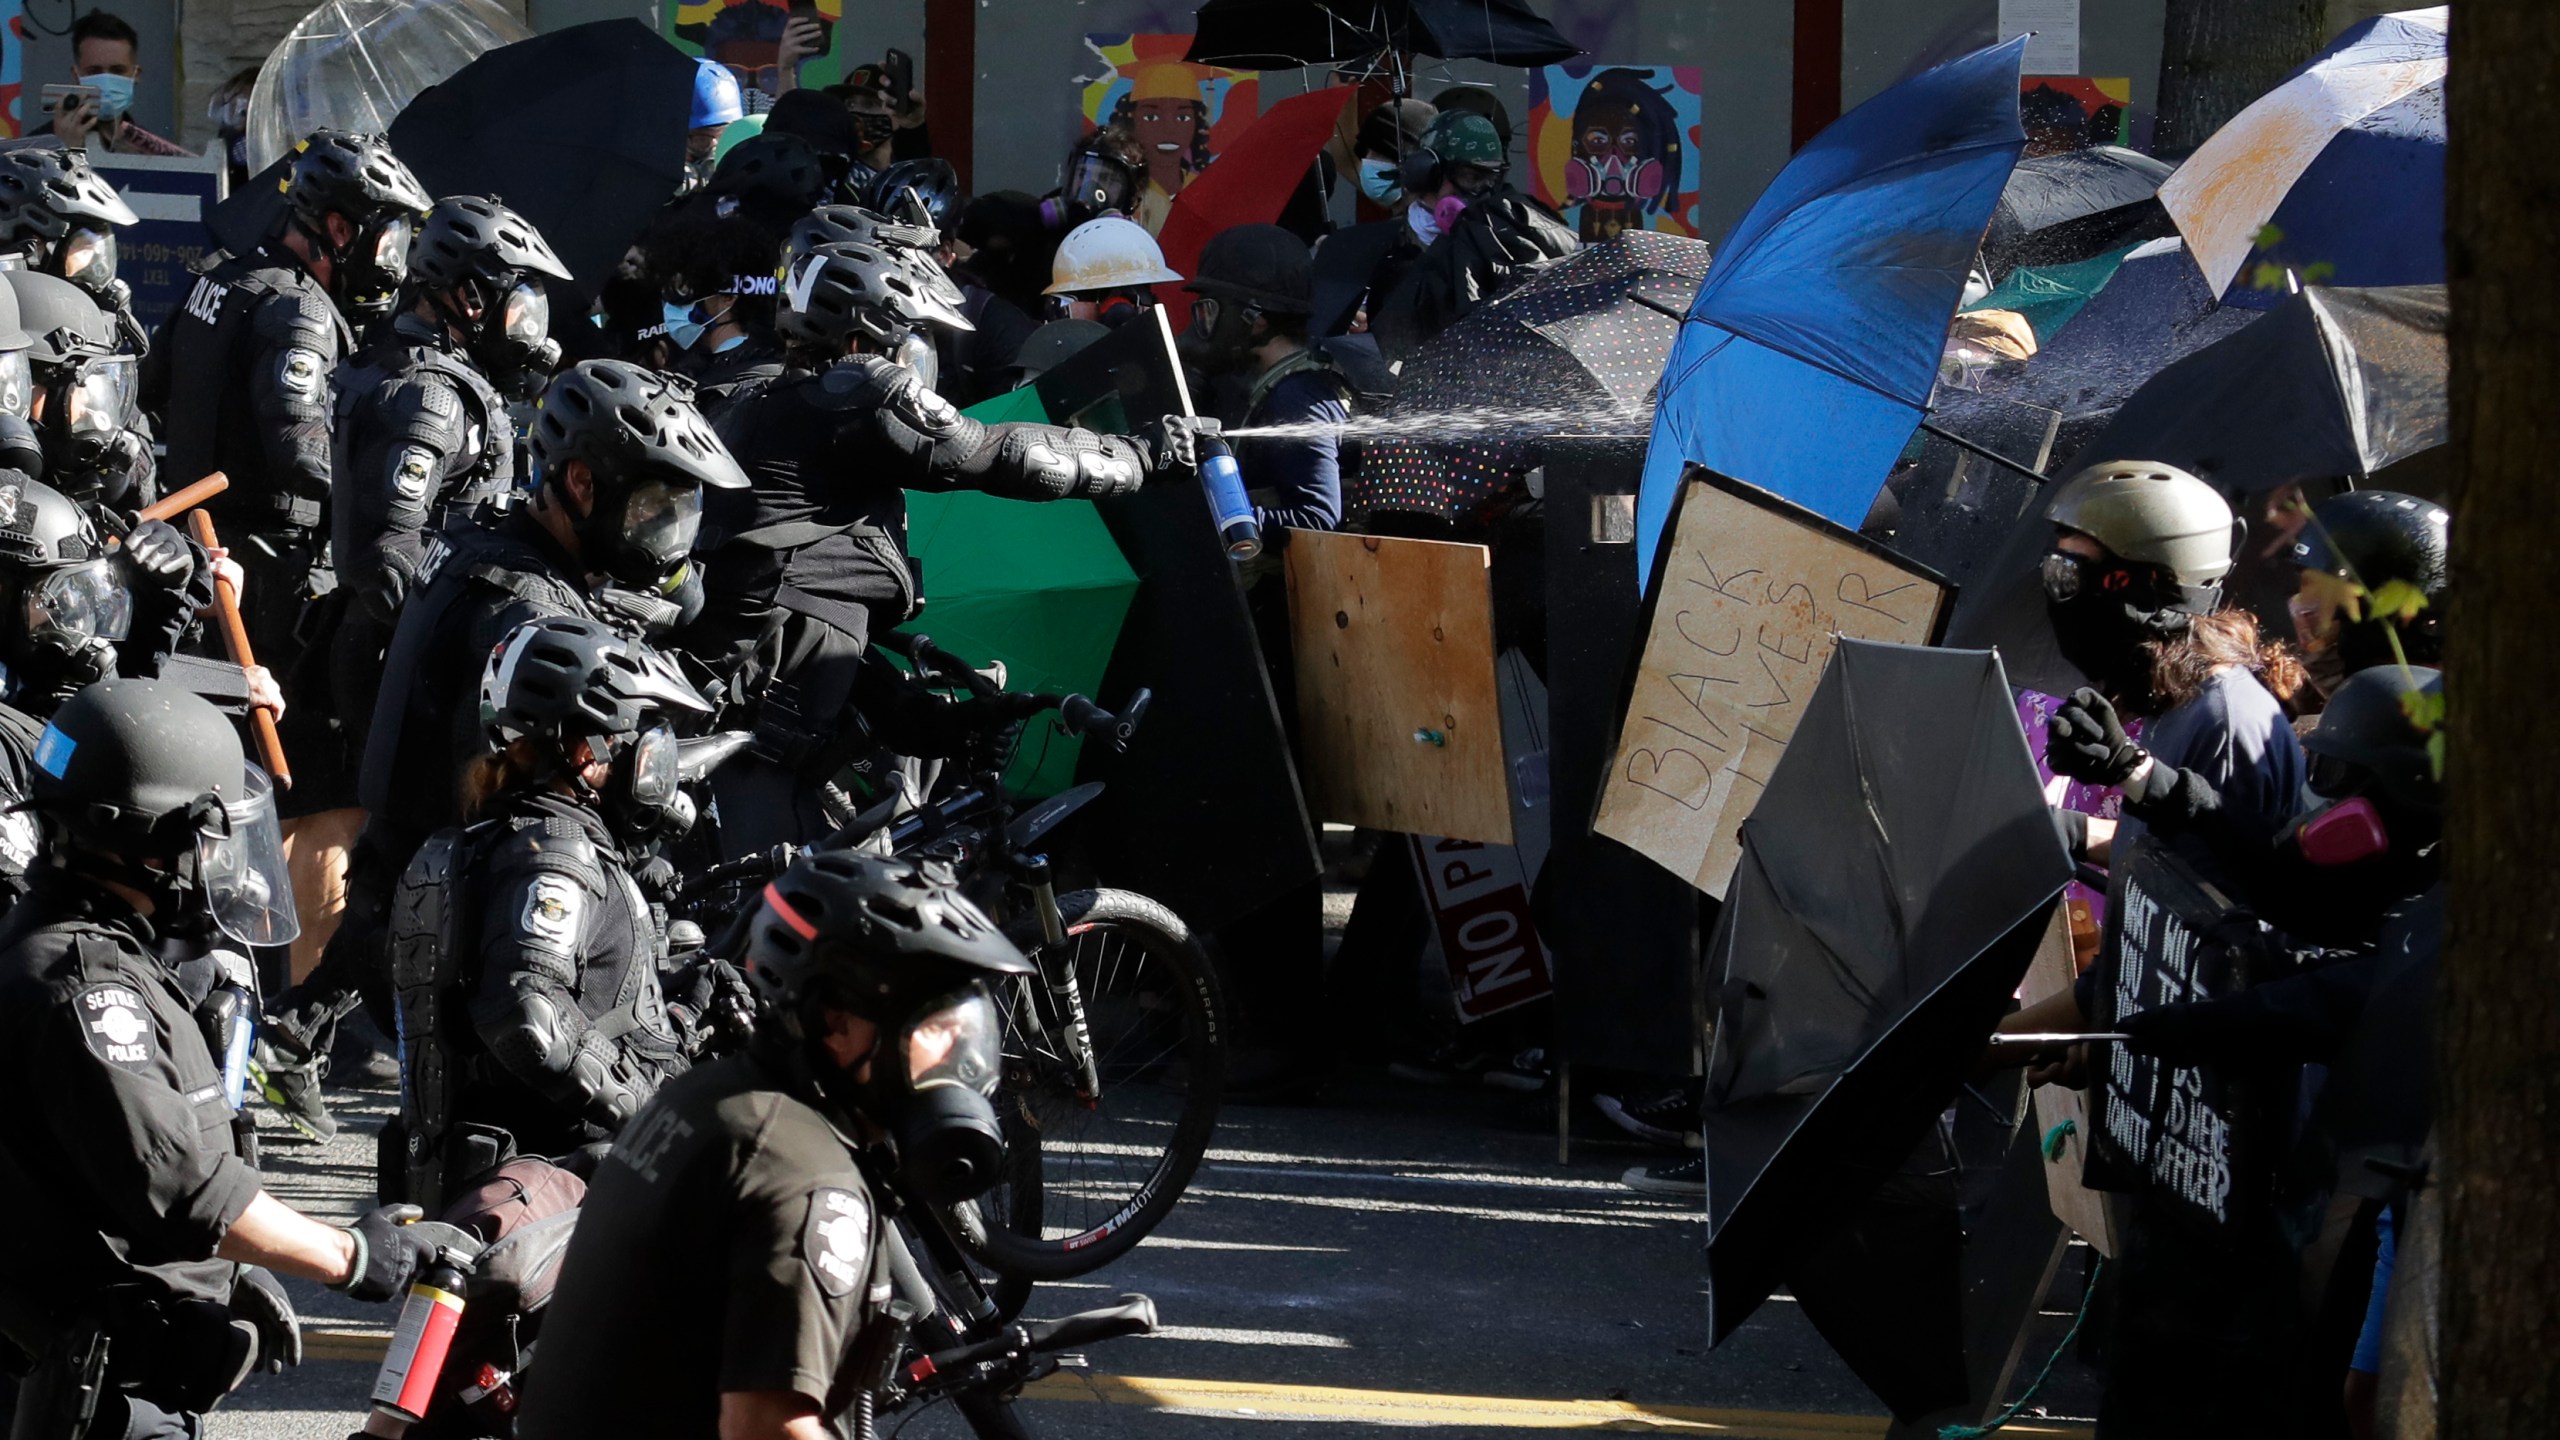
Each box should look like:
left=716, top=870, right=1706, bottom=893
left=974, top=888, right=1224, bottom=1280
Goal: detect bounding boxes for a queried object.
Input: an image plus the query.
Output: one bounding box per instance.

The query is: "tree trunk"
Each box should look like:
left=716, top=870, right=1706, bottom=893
left=2152, top=0, right=2328, bottom=157
left=2442, top=2, right=2560, bottom=1436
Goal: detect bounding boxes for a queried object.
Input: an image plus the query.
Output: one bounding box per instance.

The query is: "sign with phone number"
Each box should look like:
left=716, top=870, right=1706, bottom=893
left=86, top=148, right=228, bottom=340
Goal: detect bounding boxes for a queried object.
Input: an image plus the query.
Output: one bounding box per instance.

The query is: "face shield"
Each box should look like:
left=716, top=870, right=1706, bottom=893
left=26, top=559, right=133, bottom=645
left=195, top=765, right=299, bottom=947
left=62, top=356, right=136, bottom=436
left=0, top=350, right=34, bottom=420
left=57, top=228, right=116, bottom=290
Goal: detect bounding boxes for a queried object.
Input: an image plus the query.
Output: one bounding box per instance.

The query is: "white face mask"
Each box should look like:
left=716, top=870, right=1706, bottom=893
left=1407, top=200, right=1442, bottom=246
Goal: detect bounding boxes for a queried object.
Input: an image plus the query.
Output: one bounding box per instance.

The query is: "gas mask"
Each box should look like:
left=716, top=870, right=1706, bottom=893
left=571, top=468, right=704, bottom=589
left=0, top=350, right=34, bottom=420
left=1180, top=294, right=1260, bottom=374
left=44, top=356, right=142, bottom=505
left=322, top=211, right=417, bottom=321
left=54, top=227, right=117, bottom=294
left=852, top=984, right=1007, bottom=1205
left=1059, top=150, right=1137, bottom=227
left=7, top=558, right=131, bottom=700
left=595, top=722, right=686, bottom=838
left=444, top=274, right=561, bottom=401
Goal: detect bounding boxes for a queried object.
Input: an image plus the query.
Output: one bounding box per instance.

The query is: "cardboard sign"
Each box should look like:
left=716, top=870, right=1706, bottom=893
left=2086, top=837, right=2273, bottom=1228
left=88, top=148, right=227, bottom=341
left=1285, top=529, right=1510, bottom=846
left=1409, top=834, right=1554, bottom=1023
left=1595, top=469, right=1949, bottom=897
left=2020, top=901, right=2121, bottom=1256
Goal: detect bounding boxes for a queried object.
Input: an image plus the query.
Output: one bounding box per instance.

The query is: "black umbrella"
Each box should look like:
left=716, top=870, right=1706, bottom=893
left=1701, top=640, right=2071, bottom=1346
left=1353, top=229, right=1708, bottom=522
left=1943, top=283, right=2445, bottom=696
left=206, top=155, right=291, bottom=260
left=1982, top=145, right=2176, bottom=275
left=1187, top=0, right=1580, bottom=70
left=388, top=19, right=696, bottom=311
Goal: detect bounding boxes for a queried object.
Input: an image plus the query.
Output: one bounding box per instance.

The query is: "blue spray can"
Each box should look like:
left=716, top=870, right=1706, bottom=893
left=1195, top=433, right=1262, bottom=561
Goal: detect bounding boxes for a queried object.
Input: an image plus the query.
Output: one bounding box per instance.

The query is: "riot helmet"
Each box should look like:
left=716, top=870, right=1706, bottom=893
left=2287, top=490, right=2449, bottom=683
left=527, top=360, right=747, bottom=588
left=0, top=473, right=130, bottom=697
left=867, top=159, right=962, bottom=238
left=281, top=130, right=433, bottom=320
left=409, top=196, right=574, bottom=399
left=778, top=240, right=972, bottom=357
left=709, top=132, right=830, bottom=226
left=480, top=615, right=711, bottom=832
left=743, top=850, right=1032, bottom=1203
left=0, top=269, right=37, bottom=424
left=27, top=679, right=296, bottom=944
left=2303, top=664, right=2443, bottom=817
left=0, top=147, right=137, bottom=296
left=5, top=270, right=135, bottom=500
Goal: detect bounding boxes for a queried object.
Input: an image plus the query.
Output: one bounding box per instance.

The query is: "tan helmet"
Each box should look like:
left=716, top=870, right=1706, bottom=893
left=1044, top=216, right=1183, bottom=296
left=2047, top=459, right=2243, bottom=597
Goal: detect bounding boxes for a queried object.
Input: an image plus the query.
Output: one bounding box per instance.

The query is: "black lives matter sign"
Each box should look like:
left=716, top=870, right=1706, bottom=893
left=2085, top=837, right=2271, bottom=1228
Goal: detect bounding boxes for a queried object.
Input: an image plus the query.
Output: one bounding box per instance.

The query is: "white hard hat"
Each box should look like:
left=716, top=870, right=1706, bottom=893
left=1045, top=216, right=1183, bottom=295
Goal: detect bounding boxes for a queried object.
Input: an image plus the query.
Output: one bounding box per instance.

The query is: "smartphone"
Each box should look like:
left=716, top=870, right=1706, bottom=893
left=39, top=83, right=98, bottom=117
left=883, top=47, right=914, bottom=102
left=787, top=0, right=818, bottom=23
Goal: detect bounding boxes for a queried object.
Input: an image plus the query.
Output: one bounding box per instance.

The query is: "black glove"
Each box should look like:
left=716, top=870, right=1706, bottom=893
left=336, top=1204, right=479, bottom=1303
left=122, top=518, right=198, bottom=588
left=230, top=1263, right=302, bottom=1373
left=2046, top=687, right=2147, bottom=786
left=1137, top=414, right=1208, bottom=474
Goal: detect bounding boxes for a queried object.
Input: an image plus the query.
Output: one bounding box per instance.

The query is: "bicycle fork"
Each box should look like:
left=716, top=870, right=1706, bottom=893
left=1019, top=856, right=1104, bottom=1104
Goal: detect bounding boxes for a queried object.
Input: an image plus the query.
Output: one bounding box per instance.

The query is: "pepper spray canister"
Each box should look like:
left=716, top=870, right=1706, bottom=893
left=1195, top=434, right=1262, bottom=561
left=370, top=1248, right=468, bottom=1424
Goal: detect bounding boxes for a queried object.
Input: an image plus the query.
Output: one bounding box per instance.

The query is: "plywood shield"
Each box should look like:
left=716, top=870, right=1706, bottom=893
left=1597, top=468, right=1951, bottom=897
left=1284, top=529, right=1511, bottom=845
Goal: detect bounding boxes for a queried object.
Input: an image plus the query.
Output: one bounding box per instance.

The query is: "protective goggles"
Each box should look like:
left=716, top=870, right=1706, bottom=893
left=25, top=558, right=131, bottom=643
left=0, top=350, right=34, bottom=420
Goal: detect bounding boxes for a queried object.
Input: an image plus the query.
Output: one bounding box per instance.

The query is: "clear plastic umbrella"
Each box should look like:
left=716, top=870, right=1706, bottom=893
left=246, top=0, right=530, bottom=172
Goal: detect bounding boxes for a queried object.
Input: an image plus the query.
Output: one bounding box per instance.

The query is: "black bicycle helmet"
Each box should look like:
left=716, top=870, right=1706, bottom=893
left=282, top=128, right=432, bottom=227
left=29, top=678, right=244, bottom=857
left=409, top=195, right=572, bottom=290
left=2303, top=664, right=2442, bottom=814
left=528, top=359, right=747, bottom=494
left=0, top=147, right=137, bottom=246
left=710, top=132, right=830, bottom=220
left=4, top=269, right=115, bottom=367
left=783, top=206, right=961, bottom=311
left=777, top=240, right=971, bottom=352
left=479, top=615, right=709, bottom=748
left=2289, top=490, right=2448, bottom=600
left=867, top=158, right=962, bottom=237
left=743, top=850, right=1032, bottom=1022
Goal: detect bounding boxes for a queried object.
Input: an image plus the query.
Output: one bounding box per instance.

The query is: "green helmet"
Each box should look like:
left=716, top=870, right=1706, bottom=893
left=1421, top=111, right=1505, bottom=170
left=2047, top=459, right=2241, bottom=604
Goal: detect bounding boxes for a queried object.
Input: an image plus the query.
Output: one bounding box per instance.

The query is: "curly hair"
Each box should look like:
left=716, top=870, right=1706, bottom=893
left=2146, top=608, right=2308, bottom=710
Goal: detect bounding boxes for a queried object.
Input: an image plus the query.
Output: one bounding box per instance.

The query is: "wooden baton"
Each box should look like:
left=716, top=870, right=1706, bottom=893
left=133, top=471, right=229, bottom=525
left=184, top=508, right=292, bottom=790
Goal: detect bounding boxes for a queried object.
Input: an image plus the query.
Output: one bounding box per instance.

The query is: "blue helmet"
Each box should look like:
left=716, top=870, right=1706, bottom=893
left=692, top=58, right=744, bottom=131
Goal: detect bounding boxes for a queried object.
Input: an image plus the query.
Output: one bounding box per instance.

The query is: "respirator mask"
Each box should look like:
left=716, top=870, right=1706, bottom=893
left=858, top=984, right=1007, bottom=1205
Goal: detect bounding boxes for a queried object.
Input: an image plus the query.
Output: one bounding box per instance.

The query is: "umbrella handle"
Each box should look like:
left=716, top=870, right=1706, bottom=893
left=1988, top=1032, right=2129, bottom=1046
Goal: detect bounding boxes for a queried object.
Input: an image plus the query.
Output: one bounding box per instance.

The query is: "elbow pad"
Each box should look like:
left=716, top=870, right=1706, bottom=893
left=484, top=982, right=584, bottom=1102
left=967, top=425, right=1149, bottom=500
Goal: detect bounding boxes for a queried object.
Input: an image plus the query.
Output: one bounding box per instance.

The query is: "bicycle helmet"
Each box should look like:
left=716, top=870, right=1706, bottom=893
left=282, top=129, right=431, bottom=227
left=743, top=850, right=1032, bottom=1021
left=480, top=615, right=710, bottom=748
left=529, top=360, right=746, bottom=585
left=0, top=148, right=136, bottom=295
left=2046, top=459, right=2243, bottom=612
left=784, top=205, right=961, bottom=310
left=778, top=240, right=972, bottom=353
left=409, top=195, right=572, bottom=290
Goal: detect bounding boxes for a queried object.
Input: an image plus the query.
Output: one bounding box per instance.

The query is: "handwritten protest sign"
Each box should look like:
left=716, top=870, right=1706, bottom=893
left=1595, top=469, right=1949, bottom=897
left=2086, top=837, right=2274, bottom=1229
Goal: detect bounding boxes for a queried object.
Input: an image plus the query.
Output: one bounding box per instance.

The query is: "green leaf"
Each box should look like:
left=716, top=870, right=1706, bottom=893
left=2255, top=223, right=2286, bottom=249
left=2399, top=688, right=2447, bottom=733
left=2368, top=578, right=2431, bottom=625
left=2426, top=730, right=2446, bottom=783
left=2301, top=261, right=2336, bottom=284
left=2249, top=261, right=2287, bottom=292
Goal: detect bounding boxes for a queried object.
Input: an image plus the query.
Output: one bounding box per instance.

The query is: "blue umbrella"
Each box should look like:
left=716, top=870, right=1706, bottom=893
left=1636, top=39, right=2028, bottom=579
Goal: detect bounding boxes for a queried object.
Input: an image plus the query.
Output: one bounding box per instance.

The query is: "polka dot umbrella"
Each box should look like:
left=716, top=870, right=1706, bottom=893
left=1352, top=229, right=1710, bottom=526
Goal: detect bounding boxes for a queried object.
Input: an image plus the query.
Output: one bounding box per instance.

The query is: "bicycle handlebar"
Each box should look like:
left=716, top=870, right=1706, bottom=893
left=911, top=1296, right=1158, bottom=1380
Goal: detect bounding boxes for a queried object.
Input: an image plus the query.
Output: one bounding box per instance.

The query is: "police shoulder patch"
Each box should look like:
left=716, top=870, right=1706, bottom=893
left=74, top=983, right=155, bottom=1069
left=518, top=872, right=586, bottom=954
left=800, top=1186, right=870, bottom=1300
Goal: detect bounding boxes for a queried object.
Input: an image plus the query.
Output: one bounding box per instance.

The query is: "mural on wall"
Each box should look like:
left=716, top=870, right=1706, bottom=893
left=0, top=2, right=24, bottom=139
left=1078, top=34, right=1258, bottom=235
left=1527, top=64, right=1702, bottom=244
left=667, top=0, right=857, bottom=94
left=2020, top=76, right=2134, bottom=154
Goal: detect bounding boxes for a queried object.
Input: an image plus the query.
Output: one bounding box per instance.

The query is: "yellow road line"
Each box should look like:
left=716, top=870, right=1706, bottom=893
left=1021, top=1374, right=2094, bottom=1436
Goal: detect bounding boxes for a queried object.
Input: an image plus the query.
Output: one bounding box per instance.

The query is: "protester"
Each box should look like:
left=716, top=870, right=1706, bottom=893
left=686, top=57, right=747, bottom=195
left=1370, top=110, right=1577, bottom=361
left=649, top=194, right=792, bottom=413
left=1350, top=98, right=1437, bottom=212
left=25, top=9, right=186, bottom=157
left=206, top=66, right=259, bottom=192
left=1044, top=214, right=1181, bottom=325
left=837, top=51, right=931, bottom=171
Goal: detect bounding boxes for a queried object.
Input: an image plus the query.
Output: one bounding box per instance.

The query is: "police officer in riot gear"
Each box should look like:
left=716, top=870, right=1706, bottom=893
left=0, top=146, right=146, bottom=355
left=687, top=239, right=1195, bottom=854
left=520, top=851, right=1030, bottom=1440
left=260, top=362, right=745, bottom=1124
left=6, top=269, right=153, bottom=511
left=0, top=680, right=472, bottom=1439
left=146, top=128, right=432, bottom=668
left=0, top=473, right=204, bottom=715
left=388, top=617, right=712, bottom=1211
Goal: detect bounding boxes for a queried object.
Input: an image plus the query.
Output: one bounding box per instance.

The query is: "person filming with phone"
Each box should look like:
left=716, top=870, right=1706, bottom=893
left=28, top=10, right=185, bottom=157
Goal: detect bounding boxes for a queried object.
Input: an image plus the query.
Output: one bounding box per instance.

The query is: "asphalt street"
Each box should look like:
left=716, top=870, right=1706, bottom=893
left=211, top=1070, right=2100, bottom=1438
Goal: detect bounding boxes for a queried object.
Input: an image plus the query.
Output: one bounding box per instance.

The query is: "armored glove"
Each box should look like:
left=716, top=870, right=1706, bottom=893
left=336, top=1204, right=480, bottom=1303
left=1136, top=413, right=1210, bottom=475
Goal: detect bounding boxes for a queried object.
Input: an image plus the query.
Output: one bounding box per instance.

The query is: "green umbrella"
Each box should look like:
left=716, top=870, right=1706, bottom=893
left=1966, top=244, right=2138, bottom=343
left=897, top=384, right=1140, bottom=796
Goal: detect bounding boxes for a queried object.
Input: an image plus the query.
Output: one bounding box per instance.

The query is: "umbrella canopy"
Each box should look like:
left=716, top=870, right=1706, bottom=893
left=1702, top=640, right=2071, bottom=1343
left=1151, top=86, right=1358, bottom=330
left=1186, top=0, right=1580, bottom=69
left=1983, top=145, right=2176, bottom=276
left=917, top=385, right=1144, bottom=799
left=2159, top=7, right=2446, bottom=303
left=1637, top=39, right=2027, bottom=579
left=1353, top=229, right=1709, bottom=522
left=246, top=0, right=529, bottom=172
left=388, top=20, right=698, bottom=312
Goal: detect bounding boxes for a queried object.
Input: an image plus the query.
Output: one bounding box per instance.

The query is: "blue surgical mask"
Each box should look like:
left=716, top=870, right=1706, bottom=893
left=1407, top=200, right=1442, bottom=247
left=87, top=73, right=134, bottom=123
left=1358, top=157, right=1403, bottom=205
left=662, top=300, right=708, bottom=351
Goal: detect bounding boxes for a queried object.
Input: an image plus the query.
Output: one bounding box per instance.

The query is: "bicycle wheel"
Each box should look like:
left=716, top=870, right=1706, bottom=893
left=973, top=888, right=1224, bottom=1279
